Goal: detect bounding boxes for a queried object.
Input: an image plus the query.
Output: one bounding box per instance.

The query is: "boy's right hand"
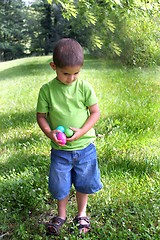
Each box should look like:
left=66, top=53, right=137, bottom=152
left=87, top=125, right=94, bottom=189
left=37, top=113, right=65, bottom=146
left=48, top=130, right=64, bottom=146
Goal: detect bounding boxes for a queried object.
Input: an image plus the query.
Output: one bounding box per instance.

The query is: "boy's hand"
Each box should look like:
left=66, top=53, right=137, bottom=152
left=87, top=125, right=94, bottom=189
left=48, top=130, right=65, bottom=146
left=67, top=104, right=100, bottom=143
left=66, top=127, right=83, bottom=142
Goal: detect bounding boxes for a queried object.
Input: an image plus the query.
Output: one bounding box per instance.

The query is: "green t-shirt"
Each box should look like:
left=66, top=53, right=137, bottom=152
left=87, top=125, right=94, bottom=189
left=36, top=77, right=98, bottom=150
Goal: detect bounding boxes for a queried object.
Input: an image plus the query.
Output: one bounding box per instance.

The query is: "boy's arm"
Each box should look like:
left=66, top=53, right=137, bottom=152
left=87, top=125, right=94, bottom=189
left=67, top=103, right=100, bottom=142
left=81, top=103, right=100, bottom=134
left=36, top=112, right=62, bottom=144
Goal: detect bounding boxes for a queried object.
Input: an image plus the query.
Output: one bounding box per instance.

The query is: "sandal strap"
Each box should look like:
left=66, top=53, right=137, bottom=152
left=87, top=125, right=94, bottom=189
left=74, top=216, right=90, bottom=222
left=46, top=216, right=66, bottom=235
left=74, top=216, right=91, bottom=229
left=50, top=216, right=66, bottom=226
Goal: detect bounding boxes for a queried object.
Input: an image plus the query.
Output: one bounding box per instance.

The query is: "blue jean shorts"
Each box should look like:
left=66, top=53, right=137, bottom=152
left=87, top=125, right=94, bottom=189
left=49, top=143, right=103, bottom=200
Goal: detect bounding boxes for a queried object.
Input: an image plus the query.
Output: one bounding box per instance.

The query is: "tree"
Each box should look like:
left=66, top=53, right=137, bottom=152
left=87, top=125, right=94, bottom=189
left=46, top=0, right=160, bottom=66
left=26, top=0, right=71, bottom=55
left=0, top=0, right=28, bottom=60
left=0, top=0, right=159, bottom=66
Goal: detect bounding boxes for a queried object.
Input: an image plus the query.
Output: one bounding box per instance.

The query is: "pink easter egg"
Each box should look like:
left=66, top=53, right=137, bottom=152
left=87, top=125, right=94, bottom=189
left=57, top=132, right=66, bottom=145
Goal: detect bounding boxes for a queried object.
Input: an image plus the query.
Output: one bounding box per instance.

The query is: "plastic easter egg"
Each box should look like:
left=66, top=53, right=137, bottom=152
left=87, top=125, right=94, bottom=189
left=57, top=132, right=66, bottom=145
left=56, top=125, right=65, bottom=132
left=64, top=128, right=74, bottom=138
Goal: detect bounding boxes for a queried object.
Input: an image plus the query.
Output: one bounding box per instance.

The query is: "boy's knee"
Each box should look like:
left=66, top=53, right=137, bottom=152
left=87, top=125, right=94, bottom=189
left=48, top=181, right=70, bottom=200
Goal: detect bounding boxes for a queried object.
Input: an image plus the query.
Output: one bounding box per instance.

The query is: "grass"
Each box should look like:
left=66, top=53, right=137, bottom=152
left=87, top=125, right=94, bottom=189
left=0, top=56, right=160, bottom=239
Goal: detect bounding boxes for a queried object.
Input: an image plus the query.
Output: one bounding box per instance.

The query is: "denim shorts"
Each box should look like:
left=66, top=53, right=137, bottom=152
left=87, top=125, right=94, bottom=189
left=49, top=143, right=103, bottom=200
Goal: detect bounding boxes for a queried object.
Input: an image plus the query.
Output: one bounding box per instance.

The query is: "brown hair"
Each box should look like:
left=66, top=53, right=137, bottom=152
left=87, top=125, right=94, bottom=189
left=53, top=38, right=84, bottom=68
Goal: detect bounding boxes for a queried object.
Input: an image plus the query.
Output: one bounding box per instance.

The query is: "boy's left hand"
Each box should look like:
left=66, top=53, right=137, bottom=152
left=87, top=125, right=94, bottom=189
left=66, top=127, right=83, bottom=142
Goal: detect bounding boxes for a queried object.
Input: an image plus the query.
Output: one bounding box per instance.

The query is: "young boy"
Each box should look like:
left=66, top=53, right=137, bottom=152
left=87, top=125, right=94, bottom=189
left=36, top=38, right=102, bottom=235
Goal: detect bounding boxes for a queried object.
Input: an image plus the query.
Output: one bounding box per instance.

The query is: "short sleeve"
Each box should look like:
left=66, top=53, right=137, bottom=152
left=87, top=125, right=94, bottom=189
left=84, top=81, right=98, bottom=107
left=36, top=85, right=49, bottom=113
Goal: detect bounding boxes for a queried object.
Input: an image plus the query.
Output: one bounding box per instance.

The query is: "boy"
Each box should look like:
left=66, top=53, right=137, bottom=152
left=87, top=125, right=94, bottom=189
left=36, top=38, right=102, bottom=235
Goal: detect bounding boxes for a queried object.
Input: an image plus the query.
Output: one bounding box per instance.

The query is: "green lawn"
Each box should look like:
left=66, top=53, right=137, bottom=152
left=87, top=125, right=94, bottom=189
left=0, top=56, right=160, bottom=239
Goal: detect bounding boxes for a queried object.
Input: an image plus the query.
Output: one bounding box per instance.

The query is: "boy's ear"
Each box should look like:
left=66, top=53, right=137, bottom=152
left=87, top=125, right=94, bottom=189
left=50, top=62, right=56, bottom=70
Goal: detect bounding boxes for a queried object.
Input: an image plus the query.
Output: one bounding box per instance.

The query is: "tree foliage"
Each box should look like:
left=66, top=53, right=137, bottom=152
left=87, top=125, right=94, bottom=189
left=0, top=0, right=159, bottom=66
left=48, top=0, right=160, bottom=66
left=0, top=0, right=27, bottom=60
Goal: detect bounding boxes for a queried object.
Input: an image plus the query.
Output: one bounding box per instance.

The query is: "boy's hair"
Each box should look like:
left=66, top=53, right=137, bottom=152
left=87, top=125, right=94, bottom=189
left=53, top=38, right=84, bottom=68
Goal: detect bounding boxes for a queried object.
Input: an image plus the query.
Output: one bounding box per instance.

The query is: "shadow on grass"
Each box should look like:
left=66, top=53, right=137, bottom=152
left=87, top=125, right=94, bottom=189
left=84, top=56, right=122, bottom=70
left=0, top=109, right=49, bottom=175
left=0, top=110, right=36, bottom=130
left=1, top=106, right=158, bottom=177
left=0, top=57, right=120, bottom=82
left=98, top=111, right=156, bottom=136
left=0, top=150, right=49, bottom=176
left=90, top=197, right=159, bottom=240
left=0, top=60, right=51, bottom=81
left=1, top=109, right=158, bottom=177
left=103, top=157, right=158, bottom=176
left=0, top=122, right=158, bottom=239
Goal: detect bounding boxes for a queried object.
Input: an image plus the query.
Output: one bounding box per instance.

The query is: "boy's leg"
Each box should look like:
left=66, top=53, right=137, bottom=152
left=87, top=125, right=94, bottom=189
left=46, top=197, right=68, bottom=235
left=76, top=191, right=90, bottom=233
left=76, top=191, right=88, bottom=216
left=57, top=196, right=68, bottom=220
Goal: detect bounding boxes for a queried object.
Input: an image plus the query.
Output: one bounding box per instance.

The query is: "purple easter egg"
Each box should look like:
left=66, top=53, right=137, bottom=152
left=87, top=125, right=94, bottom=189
left=57, top=132, right=66, bottom=145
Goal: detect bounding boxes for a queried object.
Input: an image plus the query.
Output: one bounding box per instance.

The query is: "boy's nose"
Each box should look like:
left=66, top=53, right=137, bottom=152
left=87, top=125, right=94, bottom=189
left=68, top=75, right=75, bottom=81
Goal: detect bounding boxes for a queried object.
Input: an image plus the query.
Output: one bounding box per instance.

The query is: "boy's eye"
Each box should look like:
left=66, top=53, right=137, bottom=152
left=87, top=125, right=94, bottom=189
left=63, top=72, right=79, bottom=76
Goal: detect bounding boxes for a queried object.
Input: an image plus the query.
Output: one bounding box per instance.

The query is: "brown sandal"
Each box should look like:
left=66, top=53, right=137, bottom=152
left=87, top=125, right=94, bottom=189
left=46, top=216, right=66, bottom=235
left=74, top=216, right=91, bottom=234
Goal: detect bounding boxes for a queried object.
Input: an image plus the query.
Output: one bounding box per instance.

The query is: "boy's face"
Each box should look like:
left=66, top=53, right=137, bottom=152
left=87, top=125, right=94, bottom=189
left=50, top=62, right=81, bottom=85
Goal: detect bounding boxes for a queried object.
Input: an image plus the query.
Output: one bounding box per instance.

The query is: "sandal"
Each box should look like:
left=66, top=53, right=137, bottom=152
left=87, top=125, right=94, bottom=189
left=46, top=216, right=66, bottom=235
left=74, top=216, right=91, bottom=234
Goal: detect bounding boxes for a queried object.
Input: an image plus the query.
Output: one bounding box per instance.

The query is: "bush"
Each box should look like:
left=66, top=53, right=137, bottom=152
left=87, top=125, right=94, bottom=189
left=118, top=13, right=160, bottom=67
